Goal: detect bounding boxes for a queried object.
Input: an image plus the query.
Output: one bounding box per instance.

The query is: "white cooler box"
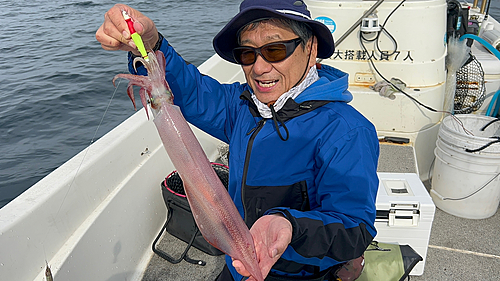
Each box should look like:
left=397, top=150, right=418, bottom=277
left=374, top=173, right=436, bottom=276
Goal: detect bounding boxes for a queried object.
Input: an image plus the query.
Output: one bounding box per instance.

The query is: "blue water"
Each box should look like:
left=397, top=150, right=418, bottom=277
left=0, top=0, right=240, bottom=208
left=0, top=1, right=500, bottom=208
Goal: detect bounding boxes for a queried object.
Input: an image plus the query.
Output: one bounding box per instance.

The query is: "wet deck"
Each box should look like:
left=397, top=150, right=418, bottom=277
left=141, top=143, right=500, bottom=280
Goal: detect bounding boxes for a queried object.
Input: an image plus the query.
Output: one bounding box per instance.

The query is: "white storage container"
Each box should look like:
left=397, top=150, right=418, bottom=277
left=375, top=172, right=436, bottom=275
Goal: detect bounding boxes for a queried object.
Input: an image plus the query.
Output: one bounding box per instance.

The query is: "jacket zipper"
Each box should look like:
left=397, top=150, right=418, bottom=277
left=241, top=119, right=266, bottom=224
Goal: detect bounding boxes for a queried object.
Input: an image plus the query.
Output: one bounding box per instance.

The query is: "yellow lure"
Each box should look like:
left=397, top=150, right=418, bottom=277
left=122, top=10, right=149, bottom=62
left=131, top=32, right=149, bottom=61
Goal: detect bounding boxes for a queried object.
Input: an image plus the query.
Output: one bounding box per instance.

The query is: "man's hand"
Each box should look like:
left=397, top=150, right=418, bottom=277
left=95, top=4, right=158, bottom=55
left=233, top=214, right=293, bottom=280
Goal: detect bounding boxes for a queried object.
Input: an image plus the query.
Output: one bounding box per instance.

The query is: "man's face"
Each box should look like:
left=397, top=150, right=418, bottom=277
left=239, top=22, right=318, bottom=105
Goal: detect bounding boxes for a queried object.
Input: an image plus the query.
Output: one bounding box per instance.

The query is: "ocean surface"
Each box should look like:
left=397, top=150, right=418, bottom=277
left=1, top=0, right=500, bottom=208
left=0, top=0, right=241, bottom=208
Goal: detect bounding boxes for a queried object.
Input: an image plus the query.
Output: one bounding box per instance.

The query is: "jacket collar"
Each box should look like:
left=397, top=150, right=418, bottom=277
left=240, top=90, right=329, bottom=122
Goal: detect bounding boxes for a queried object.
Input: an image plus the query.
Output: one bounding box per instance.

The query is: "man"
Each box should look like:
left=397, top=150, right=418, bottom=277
left=96, top=0, right=379, bottom=280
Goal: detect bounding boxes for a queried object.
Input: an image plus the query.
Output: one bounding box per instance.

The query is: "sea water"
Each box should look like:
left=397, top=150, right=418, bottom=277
left=0, top=0, right=240, bottom=208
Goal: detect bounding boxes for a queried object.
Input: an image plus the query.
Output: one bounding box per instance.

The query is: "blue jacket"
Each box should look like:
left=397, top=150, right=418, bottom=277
left=130, top=39, right=379, bottom=280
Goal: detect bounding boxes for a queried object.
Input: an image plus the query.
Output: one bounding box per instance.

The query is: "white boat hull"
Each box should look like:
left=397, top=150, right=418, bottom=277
left=0, top=108, right=222, bottom=280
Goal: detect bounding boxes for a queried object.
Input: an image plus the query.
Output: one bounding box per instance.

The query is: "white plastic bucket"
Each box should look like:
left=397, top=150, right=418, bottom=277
left=438, top=114, right=500, bottom=153
left=431, top=114, right=500, bottom=219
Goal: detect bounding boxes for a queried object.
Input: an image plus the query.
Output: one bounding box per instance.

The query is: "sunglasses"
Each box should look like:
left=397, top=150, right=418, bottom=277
left=232, top=38, right=303, bottom=65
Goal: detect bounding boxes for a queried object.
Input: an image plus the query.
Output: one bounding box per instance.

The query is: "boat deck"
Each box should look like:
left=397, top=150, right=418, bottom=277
left=141, top=143, right=500, bottom=281
left=141, top=232, right=225, bottom=280
left=412, top=200, right=500, bottom=281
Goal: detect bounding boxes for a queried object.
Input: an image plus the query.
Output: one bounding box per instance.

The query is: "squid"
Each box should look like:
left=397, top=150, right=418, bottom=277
left=113, top=51, right=263, bottom=281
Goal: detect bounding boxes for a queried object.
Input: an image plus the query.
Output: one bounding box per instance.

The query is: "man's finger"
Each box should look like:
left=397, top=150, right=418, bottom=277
left=96, top=25, right=136, bottom=52
left=232, top=260, right=250, bottom=277
left=107, top=4, right=133, bottom=39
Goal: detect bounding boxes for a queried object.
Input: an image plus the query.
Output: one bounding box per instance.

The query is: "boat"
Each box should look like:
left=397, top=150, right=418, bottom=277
left=1, top=0, right=499, bottom=280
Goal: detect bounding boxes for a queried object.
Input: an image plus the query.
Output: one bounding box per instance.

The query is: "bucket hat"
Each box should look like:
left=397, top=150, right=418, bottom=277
left=213, top=0, right=335, bottom=63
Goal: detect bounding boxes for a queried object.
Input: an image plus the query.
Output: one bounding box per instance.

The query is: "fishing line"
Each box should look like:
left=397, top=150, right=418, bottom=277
left=40, top=73, right=125, bottom=275
left=57, top=76, right=123, bottom=218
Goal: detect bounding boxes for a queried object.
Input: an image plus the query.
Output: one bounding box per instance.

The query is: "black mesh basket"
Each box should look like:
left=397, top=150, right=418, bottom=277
left=454, top=53, right=486, bottom=114
left=152, top=163, right=228, bottom=266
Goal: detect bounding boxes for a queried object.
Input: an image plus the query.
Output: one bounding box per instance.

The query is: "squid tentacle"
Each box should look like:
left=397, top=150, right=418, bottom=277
left=138, top=87, right=150, bottom=119
left=113, top=74, right=153, bottom=113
